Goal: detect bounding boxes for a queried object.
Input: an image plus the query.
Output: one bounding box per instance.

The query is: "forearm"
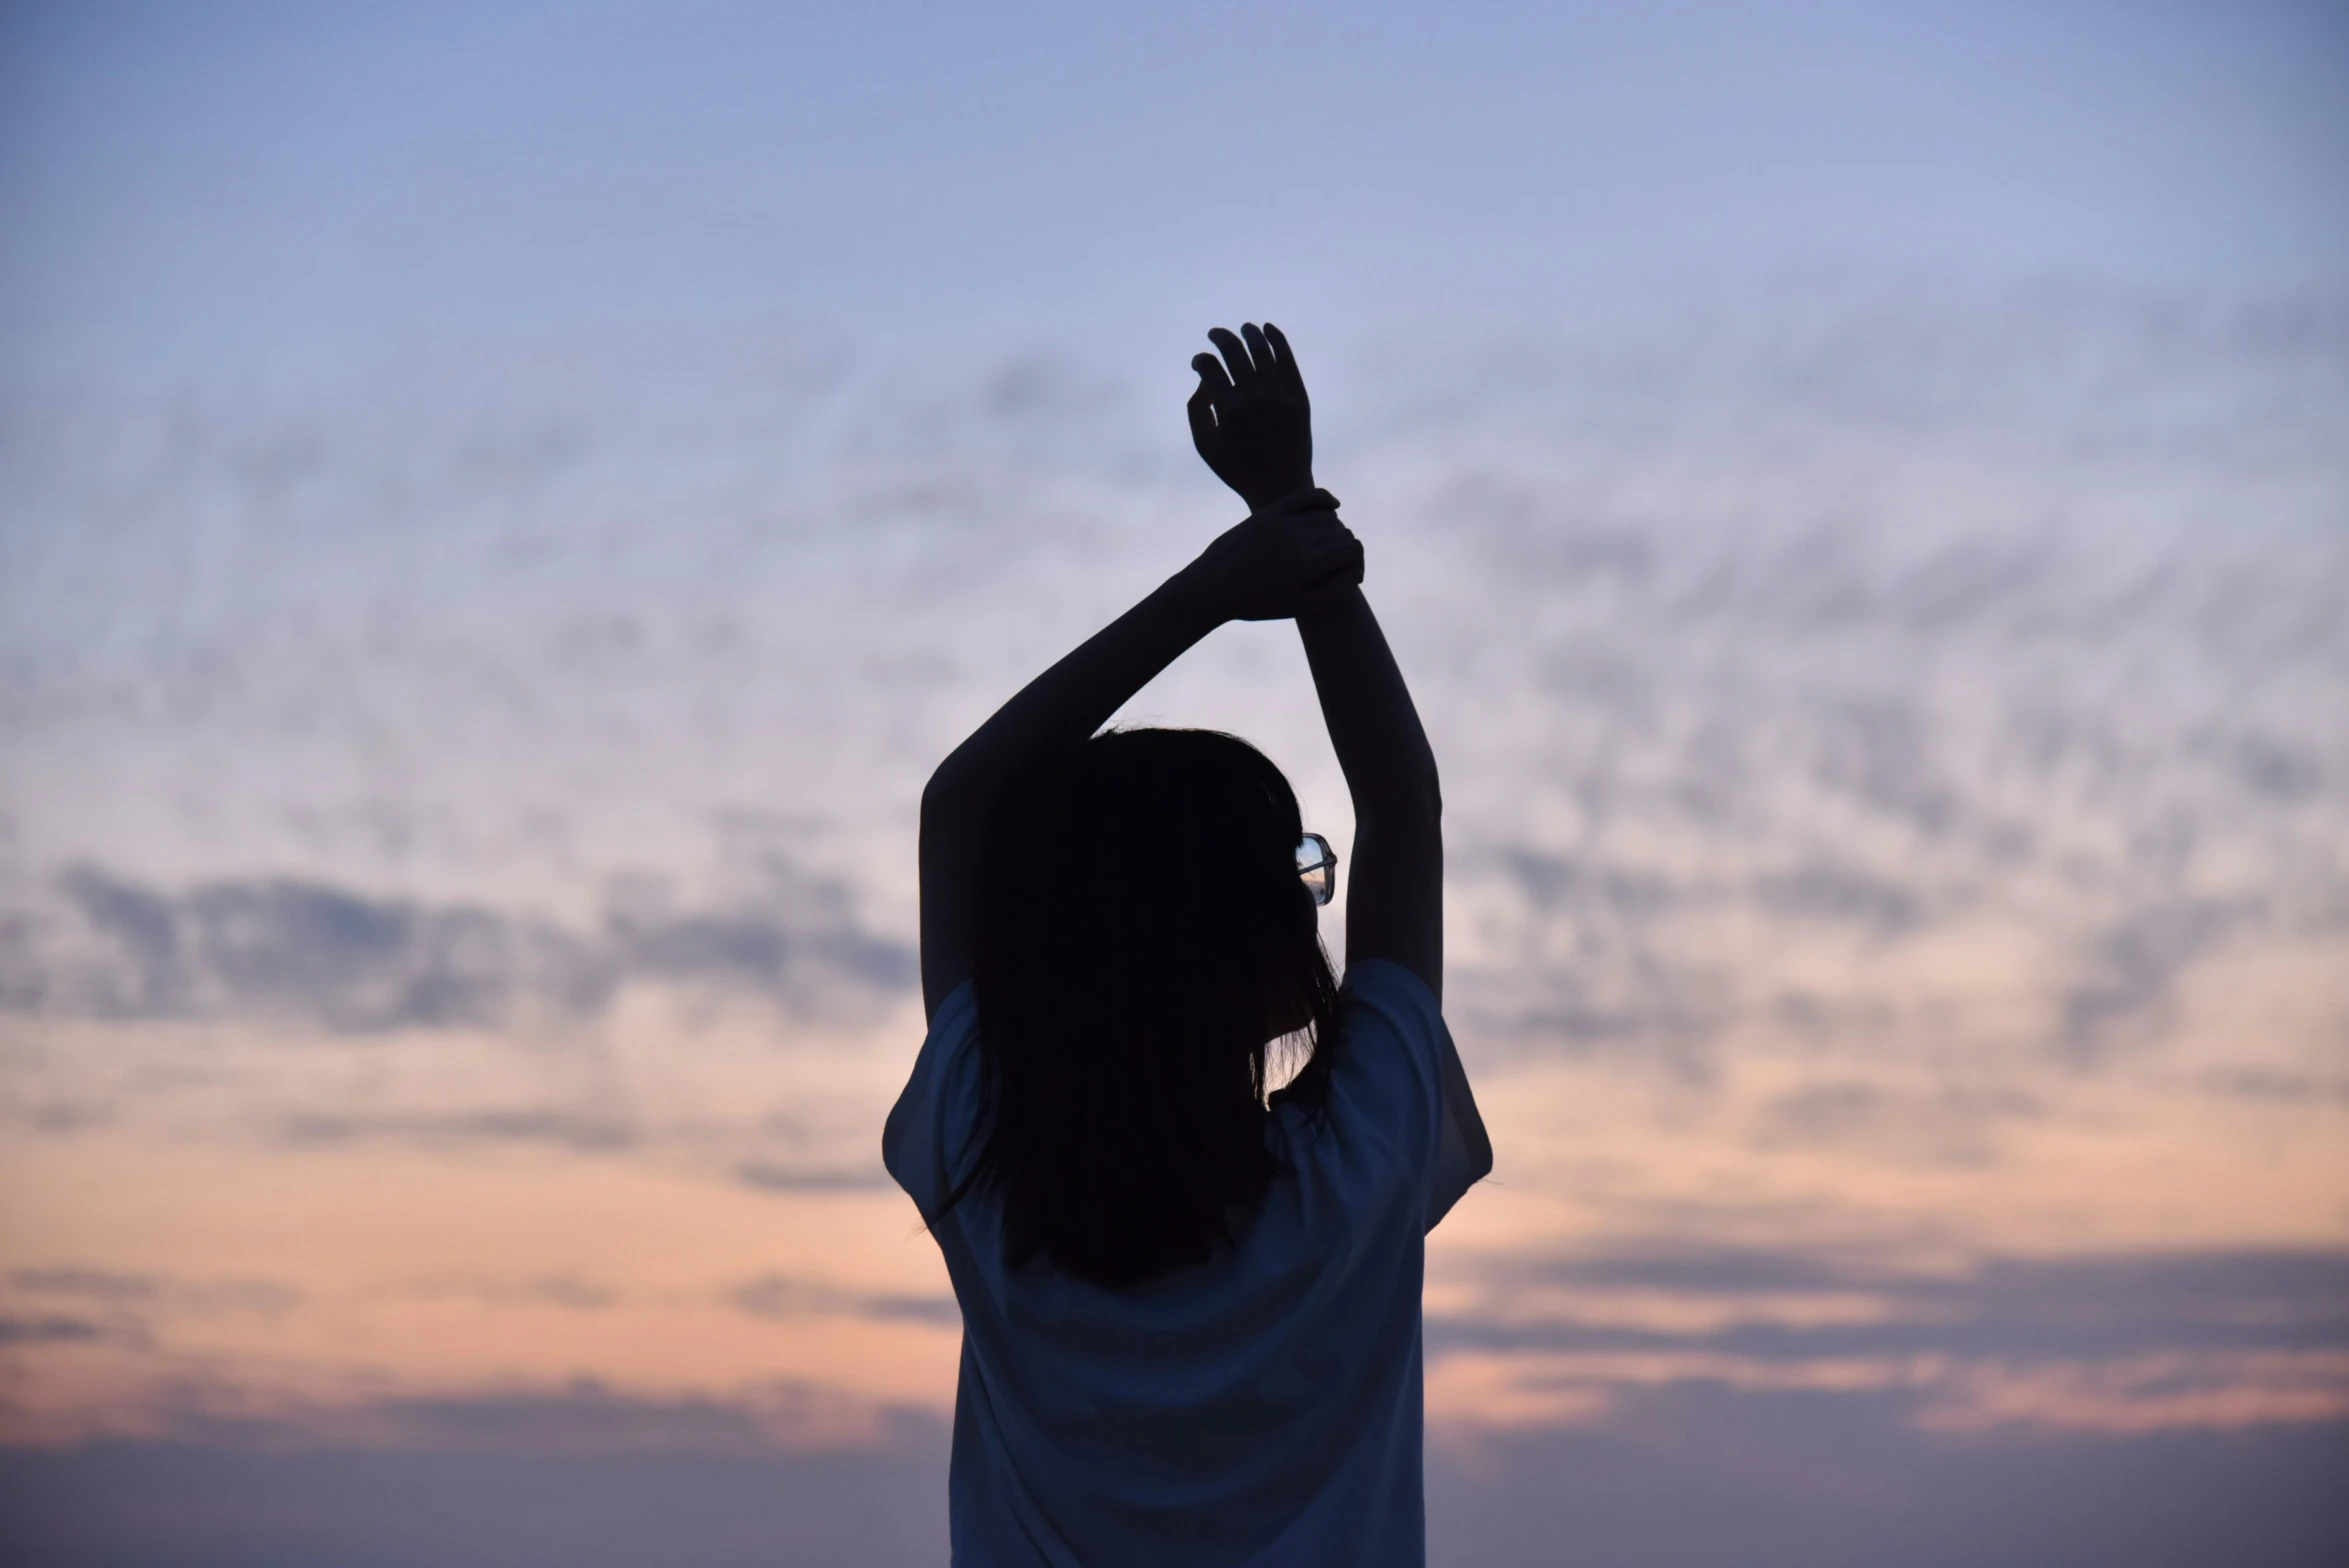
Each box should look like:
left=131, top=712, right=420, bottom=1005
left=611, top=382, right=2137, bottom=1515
left=918, top=571, right=1221, bottom=1014
left=1296, top=584, right=1443, bottom=996
left=928, top=575, right=1219, bottom=805
left=1295, top=587, right=1440, bottom=824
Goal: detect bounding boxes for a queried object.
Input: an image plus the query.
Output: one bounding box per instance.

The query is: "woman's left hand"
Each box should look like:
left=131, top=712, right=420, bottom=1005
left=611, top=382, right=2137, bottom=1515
left=1176, top=489, right=1364, bottom=624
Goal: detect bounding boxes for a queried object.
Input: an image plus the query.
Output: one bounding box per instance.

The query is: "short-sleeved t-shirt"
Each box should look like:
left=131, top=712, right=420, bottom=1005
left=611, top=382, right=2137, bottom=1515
left=882, top=958, right=1492, bottom=1567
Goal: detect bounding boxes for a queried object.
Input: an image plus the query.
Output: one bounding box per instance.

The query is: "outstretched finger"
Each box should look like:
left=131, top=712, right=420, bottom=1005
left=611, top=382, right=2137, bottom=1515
left=1262, top=323, right=1306, bottom=398
left=1240, top=323, right=1276, bottom=383
left=1206, top=327, right=1258, bottom=384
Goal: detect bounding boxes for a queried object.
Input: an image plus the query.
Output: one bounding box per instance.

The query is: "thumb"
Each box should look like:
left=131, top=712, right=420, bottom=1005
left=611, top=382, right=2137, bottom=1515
left=1186, top=380, right=1219, bottom=455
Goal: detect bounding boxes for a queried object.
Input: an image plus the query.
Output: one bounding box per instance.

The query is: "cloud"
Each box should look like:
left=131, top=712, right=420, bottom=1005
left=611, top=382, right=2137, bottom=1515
left=8, top=1267, right=300, bottom=1316
left=270, top=1108, right=638, bottom=1152
left=5, top=287, right=2342, bottom=1106
left=1801, top=693, right=1969, bottom=841
left=2202, top=1069, right=2349, bottom=1106
left=608, top=880, right=917, bottom=1006
left=729, top=1273, right=959, bottom=1329
left=732, top=1161, right=891, bottom=1194
left=1749, top=1081, right=2041, bottom=1167
left=9, top=1268, right=159, bottom=1305
left=2060, top=898, right=2256, bottom=1061
left=1428, top=1245, right=2349, bottom=1366
left=1422, top=1244, right=2349, bottom=1462
left=402, top=1274, right=619, bottom=1311
left=0, top=1316, right=110, bottom=1347
left=0, top=1379, right=2339, bottom=1568
left=0, top=858, right=915, bottom=1035
left=0, top=1391, right=952, bottom=1568
left=1424, top=1384, right=2349, bottom=1568
left=336, top=1382, right=895, bottom=1455
left=1446, top=847, right=1734, bottom=1063
left=1, top=286, right=2344, bottom=1568
left=1749, top=863, right=1923, bottom=939
left=4, top=1359, right=943, bottom=1457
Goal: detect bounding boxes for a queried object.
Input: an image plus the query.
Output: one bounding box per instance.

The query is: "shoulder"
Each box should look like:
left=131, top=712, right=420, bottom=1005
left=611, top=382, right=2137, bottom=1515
left=1337, top=959, right=1444, bottom=1055
left=1307, top=958, right=1449, bottom=1143
left=1331, top=958, right=1493, bottom=1231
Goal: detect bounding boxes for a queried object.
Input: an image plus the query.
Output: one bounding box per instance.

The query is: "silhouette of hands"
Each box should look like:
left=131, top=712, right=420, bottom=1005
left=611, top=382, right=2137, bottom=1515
left=1189, top=323, right=1315, bottom=513
left=1177, top=488, right=1362, bottom=624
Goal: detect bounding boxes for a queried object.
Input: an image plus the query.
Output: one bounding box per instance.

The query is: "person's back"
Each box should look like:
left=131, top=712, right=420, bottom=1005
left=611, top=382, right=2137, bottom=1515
left=893, top=323, right=1492, bottom=1565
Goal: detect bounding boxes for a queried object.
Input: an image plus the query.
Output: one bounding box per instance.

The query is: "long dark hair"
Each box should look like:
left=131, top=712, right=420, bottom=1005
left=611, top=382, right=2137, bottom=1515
left=937, top=727, right=1342, bottom=1288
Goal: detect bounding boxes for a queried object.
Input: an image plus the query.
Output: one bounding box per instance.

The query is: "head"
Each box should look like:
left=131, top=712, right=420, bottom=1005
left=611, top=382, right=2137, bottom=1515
left=953, top=727, right=1342, bottom=1288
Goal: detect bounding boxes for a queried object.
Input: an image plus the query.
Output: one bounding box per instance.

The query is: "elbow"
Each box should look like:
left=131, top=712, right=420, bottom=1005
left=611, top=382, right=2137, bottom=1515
left=920, top=753, right=973, bottom=834
left=923, top=740, right=982, bottom=804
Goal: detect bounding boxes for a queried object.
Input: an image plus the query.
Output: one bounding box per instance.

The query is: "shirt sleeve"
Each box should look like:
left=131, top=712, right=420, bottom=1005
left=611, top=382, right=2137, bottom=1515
left=882, top=979, right=981, bottom=1220
left=1426, top=1008, right=1494, bottom=1230
left=1330, top=960, right=1495, bottom=1233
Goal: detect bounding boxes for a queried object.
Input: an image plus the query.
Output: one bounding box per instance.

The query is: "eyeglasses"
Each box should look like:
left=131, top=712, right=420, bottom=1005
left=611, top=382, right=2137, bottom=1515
left=1296, top=832, right=1339, bottom=907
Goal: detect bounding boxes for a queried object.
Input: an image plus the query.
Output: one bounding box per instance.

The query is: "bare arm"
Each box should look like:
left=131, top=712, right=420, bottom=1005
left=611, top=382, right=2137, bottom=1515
left=1297, top=589, right=1442, bottom=999
left=918, top=492, right=1363, bottom=1020
left=1187, top=322, right=1442, bottom=998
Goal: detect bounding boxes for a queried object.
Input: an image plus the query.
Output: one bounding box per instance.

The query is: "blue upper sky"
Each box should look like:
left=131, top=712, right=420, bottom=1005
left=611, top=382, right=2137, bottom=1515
left=3, top=0, right=2343, bottom=390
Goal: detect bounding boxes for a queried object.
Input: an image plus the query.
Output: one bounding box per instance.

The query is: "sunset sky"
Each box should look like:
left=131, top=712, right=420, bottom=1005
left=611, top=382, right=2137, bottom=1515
left=3, top=3, right=2346, bottom=1563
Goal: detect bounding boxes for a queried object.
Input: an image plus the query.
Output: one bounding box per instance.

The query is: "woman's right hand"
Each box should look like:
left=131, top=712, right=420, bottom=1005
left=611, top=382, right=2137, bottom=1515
left=1176, top=489, right=1364, bottom=624
left=1189, top=322, right=1316, bottom=513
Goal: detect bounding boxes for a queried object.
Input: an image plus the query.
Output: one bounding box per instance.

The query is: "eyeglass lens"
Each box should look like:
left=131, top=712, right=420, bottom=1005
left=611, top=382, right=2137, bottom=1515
left=1295, top=833, right=1335, bottom=906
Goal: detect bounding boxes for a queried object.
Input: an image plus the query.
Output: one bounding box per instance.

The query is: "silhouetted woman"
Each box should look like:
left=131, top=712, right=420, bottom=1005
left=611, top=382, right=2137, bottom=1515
left=886, top=322, right=1492, bottom=1565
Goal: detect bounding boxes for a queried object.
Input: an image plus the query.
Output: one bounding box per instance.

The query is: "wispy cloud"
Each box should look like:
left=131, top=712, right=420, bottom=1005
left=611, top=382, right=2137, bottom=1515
left=270, top=1107, right=639, bottom=1152
left=729, top=1273, right=959, bottom=1329
left=1, top=280, right=2343, bottom=1564
left=399, top=1274, right=619, bottom=1311
left=2060, top=898, right=2261, bottom=1062
left=1426, top=1245, right=2349, bottom=1436
left=732, top=1162, right=891, bottom=1194
left=0, top=858, right=914, bottom=1035
left=9, top=1267, right=300, bottom=1316
left=0, top=1316, right=111, bottom=1347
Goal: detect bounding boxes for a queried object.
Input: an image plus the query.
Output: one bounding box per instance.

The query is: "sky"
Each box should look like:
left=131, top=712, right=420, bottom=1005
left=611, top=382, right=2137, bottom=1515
left=2, top=2, right=2346, bottom=1564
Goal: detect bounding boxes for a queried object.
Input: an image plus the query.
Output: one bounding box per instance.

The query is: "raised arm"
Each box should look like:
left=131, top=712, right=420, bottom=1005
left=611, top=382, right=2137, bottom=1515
left=1296, top=591, right=1441, bottom=996
left=1188, top=323, right=1442, bottom=998
left=918, top=490, right=1363, bottom=1020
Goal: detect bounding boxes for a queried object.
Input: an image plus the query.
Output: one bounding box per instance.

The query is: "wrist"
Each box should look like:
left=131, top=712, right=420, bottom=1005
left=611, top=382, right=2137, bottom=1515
left=1242, top=471, right=1318, bottom=515
left=1294, top=586, right=1362, bottom=628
